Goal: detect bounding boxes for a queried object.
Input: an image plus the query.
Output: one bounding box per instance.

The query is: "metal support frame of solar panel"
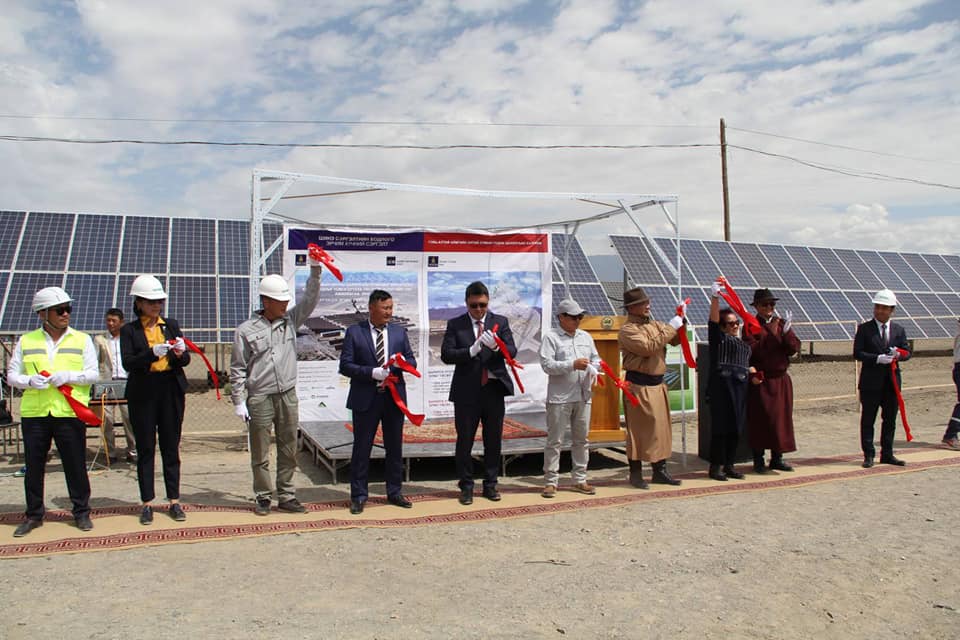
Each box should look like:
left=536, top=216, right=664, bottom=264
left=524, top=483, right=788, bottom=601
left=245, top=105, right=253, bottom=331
left=610, top=234, right=960, bottom=341
left=0, top=211, right=285, bottom=344
left=550, top=233, right=615, bottom=326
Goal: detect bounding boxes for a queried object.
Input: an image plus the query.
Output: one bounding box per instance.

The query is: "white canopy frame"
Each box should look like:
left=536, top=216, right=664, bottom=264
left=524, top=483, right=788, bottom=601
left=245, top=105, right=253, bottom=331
left=249, top=168, right=692, bottom=462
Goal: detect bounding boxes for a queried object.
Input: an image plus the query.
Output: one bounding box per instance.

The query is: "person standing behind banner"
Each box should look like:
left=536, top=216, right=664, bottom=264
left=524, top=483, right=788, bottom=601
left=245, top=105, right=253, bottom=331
left=231, top=262, right=321, bottom=516
left=618, top=287, right=684, bottom=489
left=339, top=289, right=417, bottom=515
left=706, top=280, right=754, bottom=481
left=539, top=298, right=601, bottom=498
left=7, top=287, right=97, bottom=537
left=941, top=319, right=960, bottom=450
left=853, top=288, right=911, bottom=468
left=93, top=307, right=137, bottom=464
left=744, top=288, right=800, bottom=474
left=121, top=275, right=191, bottom=525
left=441, top=281, right=518, bottom=505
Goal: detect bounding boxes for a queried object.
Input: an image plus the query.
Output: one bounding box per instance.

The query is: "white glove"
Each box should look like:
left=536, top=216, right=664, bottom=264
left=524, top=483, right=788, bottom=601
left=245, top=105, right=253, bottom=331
left=668, top=315, right=684, bottom=330
left=677, top=300, right=688, bottom=317
left=28, top=374, right=50, bottom=390
left=876, top=354, right=894, bottom=365
left=888, top=346, right=898, bottom=356
left=308, top=254, right=323, bottom=267
left=710, top=281, right=724, bottom=298
left=172, top=336, right=186, bottom=355
left=469, top=341, right=482, bottom=358
left=479, top=330, right=498, bottom=350
left=152, top=343, right=172, bottom=357
left=371, top=367, right=389, bottom=382
left=234, top=403, right=250, bottom=421
left=782, top=310, right=793, bottom=334
left=584, top=364, right=598, bottom=387
left=47, top=371, right=73, bottom=387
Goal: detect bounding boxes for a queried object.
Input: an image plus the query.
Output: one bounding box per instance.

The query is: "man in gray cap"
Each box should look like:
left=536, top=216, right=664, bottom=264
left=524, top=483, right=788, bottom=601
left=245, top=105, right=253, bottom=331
left=539, top=298, right=601, bottom=497
left=618, top=287, right=684, bottom=488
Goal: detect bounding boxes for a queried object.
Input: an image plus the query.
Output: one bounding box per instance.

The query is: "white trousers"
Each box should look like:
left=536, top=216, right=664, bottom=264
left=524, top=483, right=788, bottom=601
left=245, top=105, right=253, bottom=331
left=543, top=401, right=591, bottom=485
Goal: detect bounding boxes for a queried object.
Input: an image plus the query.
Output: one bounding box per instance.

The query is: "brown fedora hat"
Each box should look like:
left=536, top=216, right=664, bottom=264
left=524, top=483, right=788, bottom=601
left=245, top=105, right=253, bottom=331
left=623, top=287, right=650, bottom=309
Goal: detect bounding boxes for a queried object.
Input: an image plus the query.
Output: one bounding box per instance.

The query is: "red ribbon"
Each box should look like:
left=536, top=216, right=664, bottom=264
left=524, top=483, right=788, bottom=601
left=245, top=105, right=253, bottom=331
left=382, top=374, right=425, bottom=426
left=598, top=360, right=640, bottom=407
left=307, top=243, right=344, bottom=281
left=169, top=338, right=221, bottom=400
left=39, top=369, right=100, bottom=426
left=491, top=323, right=525, bottom=394
left=386, top=352, right=421, bottom=378
left=675, top=298, right=697, bottom=370
left=890, top=348, right=913, bottom=442
left=717, top=277, right=762, bottom=336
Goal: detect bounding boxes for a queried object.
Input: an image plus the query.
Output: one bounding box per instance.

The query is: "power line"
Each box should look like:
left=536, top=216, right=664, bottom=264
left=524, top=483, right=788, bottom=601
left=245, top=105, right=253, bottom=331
left=727, top=125, right=960, bottom=166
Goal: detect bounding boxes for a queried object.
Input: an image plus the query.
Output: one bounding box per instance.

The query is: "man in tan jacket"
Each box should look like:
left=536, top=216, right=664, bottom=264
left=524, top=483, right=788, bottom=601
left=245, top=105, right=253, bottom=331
left=618, top=287, right=684, bottom=488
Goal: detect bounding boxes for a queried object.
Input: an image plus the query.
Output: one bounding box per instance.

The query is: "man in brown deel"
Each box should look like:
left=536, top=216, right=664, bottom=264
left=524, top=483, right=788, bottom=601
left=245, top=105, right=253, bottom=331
left=618, top=287, right=684, bottom=488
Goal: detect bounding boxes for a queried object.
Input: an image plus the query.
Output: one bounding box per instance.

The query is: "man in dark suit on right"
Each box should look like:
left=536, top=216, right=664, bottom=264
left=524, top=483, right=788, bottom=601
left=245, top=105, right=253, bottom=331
left=441, top=281, right=518, bottom=505
left=853, top=288, right=911, bottom=468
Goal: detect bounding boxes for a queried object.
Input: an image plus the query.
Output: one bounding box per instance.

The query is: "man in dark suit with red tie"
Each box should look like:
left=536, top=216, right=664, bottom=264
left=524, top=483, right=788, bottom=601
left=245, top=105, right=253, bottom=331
left=441, top=281, right=518, bottom=505
left=339, top=290, right=417, bottom=514
left=853, top=288, right=911, bottom=468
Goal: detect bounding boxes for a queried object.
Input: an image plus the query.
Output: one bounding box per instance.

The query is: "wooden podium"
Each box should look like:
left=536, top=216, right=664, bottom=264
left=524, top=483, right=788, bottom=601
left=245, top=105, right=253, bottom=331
left=580, top=315, right=627, bottom=442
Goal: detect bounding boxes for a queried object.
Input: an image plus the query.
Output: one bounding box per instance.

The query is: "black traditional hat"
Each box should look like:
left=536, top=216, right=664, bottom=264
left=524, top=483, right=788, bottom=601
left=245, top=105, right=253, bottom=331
left=751, top=288, right=779, bottom=305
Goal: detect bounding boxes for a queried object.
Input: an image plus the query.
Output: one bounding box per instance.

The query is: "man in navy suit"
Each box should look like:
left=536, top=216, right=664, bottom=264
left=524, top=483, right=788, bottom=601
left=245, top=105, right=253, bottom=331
left=440, top=281, right=518, bottom=505
left=853, top=288, right=911, bottom=468
left=339, top=290, right=417, bottom=514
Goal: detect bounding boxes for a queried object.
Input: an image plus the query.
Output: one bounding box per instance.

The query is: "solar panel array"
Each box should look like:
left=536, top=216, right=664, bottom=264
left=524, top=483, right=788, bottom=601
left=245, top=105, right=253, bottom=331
left=0, top=211, right=284, bottom=342
left=610, top=235, right=960, bottom=341
left=551, top=233, right=615, bottom=326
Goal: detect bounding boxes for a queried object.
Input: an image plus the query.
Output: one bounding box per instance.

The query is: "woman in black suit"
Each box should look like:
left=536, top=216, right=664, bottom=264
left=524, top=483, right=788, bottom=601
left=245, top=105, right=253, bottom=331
left=120, top=275, right=191, bottom=525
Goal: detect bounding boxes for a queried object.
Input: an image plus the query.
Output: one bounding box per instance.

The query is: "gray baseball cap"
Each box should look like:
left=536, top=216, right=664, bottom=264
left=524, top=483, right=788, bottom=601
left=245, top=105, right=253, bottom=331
left=557, top=298, right=585, bottom=317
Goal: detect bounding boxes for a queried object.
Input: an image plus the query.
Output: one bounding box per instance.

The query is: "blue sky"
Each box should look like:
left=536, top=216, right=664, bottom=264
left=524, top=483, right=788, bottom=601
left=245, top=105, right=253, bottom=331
left=1, top=0, right=959, bottom=254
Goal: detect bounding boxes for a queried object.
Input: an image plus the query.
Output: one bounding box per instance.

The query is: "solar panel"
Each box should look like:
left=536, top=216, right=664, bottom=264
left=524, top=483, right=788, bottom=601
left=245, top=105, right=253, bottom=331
left=3, top=272, right=65, bottom=332
left=609, top=236, right=666, bottom=285
left=818, top=291, right=861, bottom=323
left=833, top=249, right=883, bottom=290
left=920, top=254, right=960, bottom=291
left=761, top=245, right=811, bottom=289
left=731, top=242, right=785, bottom=289
left=901, top=253, right=951, bottom=292
left=69, top=215, right=122, bottom=273
left=784, top=246, right=838, bottom=289
left=678, top=239, right=721, bottom=284
left=877, top=251, right=927, bottom=292
left=808, top=247, right=861, bottom=289
left=894, top=291, right=929, bottom=318
left=16, top=212, right=74, bottom=271
left=0, top=212, right=25, bottom=270
left=120, top=216, right=169, bottom=274
left=701, top=240, right=756, bottom=289
left=218, top=220, right=250, bottom=276
left=653, top=238, right=696, bottom=285
left=63, top=274, right=118, bottom=332
left=939, top=293, right=960, bottom=317
left=264, top=223, right=284, bottom=275
left=551, top=283, right=614, bottom=318
left=855, top=250, right=908, bottom=291
left=917, top=293, right=952, bottom=317
left=219, top=277, right=250, bottom=340
left=552, top=234, right=603, bottom=283
left=171, top=219, right=216, bottom=274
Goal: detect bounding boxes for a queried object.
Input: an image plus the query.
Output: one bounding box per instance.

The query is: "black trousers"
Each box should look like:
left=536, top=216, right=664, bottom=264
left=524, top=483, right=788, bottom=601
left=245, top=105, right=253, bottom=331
left=350, top=392, right=404, bottom=502
left=860, top=386, right=899, bottom=459
left=130, top=374, right=185, bottom=502
left=454, top=382, right=505, bottom=491
left=22, top=416, right=91, bottom=520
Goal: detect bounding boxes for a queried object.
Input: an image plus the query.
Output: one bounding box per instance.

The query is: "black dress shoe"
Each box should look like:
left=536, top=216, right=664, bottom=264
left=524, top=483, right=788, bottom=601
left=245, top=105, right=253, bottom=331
left=75, top=515, right=93, bottom=531
left=139, top=505, right=154, bottom=525
left=387, top=494, right=413, bottom=508
left=169, top=503, right=186, bottom=521
left=458, top=489, right=473, bottom=505
left=769, top=459, right=794, bottom=472
left=482, top=487, right=501, bottom=502
left=722, top=466, right=745, bottom=480
left=13, top=519, right=42, bottom=537
left=862, top=457, right=875, bottom=468
left=880, top=456, right=906, bottom=466
left=349, top=500, right=365, bottom=515
left=708, top=466, right=728, bottom=481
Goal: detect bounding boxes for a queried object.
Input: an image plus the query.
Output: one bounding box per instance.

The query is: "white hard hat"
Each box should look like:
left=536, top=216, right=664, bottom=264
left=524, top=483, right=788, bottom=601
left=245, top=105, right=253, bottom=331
left=32, top=286, right=72, bottom=312
left=872, top=289, right=898, bottom=306
left=258, top=274, right=292, bottom=302
left=129, top=275, right=167, bottom=300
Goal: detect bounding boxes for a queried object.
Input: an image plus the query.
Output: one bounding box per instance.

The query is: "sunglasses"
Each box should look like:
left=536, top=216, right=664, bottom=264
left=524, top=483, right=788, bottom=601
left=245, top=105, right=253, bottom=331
left=468, top=302, right=488, bottom=309
left=561, top=313, right=584, bottom=320
left=723, top=319, right=741, bottom=327
left=51, top=305, right=72, bottom=315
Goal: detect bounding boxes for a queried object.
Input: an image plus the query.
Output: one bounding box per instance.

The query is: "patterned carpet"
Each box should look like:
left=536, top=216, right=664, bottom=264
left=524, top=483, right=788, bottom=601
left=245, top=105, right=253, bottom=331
left=1, top=447, right=957, bottom=559
left=344, top=416, right=547, bottom=444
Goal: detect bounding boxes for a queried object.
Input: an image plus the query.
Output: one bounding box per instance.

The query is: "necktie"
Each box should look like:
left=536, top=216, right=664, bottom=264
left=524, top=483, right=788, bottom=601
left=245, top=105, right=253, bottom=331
left=476, top=320, right=488, bottom=385
left=375, top=326, right=385, bottom=367
left=880, top=323, right=887, bottom=348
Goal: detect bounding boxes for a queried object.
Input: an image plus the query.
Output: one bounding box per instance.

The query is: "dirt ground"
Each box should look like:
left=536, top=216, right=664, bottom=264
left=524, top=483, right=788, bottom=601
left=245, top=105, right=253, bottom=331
left=0, top=356, right=958, bottom=639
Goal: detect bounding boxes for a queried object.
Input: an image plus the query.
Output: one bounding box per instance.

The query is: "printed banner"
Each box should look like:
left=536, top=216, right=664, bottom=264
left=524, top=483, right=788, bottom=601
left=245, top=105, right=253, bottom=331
left=284, top=227, right=551, bottom=422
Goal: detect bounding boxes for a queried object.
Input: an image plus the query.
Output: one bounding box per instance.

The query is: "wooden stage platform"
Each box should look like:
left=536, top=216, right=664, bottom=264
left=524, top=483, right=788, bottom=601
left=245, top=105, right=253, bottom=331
left=298, top=413, right=626, bottom=484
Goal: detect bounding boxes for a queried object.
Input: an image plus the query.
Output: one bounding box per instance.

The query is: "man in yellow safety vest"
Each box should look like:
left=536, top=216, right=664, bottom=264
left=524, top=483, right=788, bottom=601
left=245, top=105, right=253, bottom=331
left=6, top=286, right=99, bottom=537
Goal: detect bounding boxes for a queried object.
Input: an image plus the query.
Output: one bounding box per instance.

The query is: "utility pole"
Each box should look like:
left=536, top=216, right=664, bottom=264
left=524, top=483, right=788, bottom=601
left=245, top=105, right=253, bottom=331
left=720, top=117, right=731, bottom=241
